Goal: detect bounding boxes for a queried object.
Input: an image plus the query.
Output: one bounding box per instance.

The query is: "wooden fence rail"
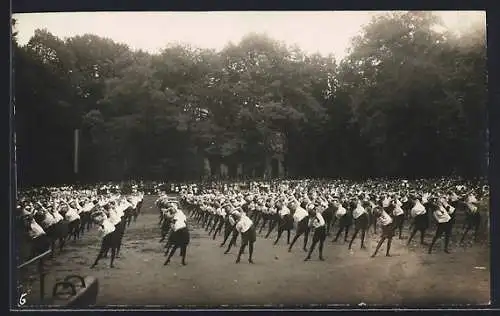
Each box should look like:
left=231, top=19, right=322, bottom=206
left=17, top=249, right=52, bottom=305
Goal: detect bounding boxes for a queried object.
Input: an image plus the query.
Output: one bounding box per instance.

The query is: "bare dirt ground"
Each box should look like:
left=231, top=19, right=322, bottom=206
left=18, top=195, right=490, bottom=308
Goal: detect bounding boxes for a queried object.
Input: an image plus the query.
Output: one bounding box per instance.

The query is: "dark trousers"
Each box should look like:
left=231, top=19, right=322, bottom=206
left=349, top=214, right=369, bottom=250
left=371, top=223, right=394, bottom=257
left=236, top=226, right=256, bottom=263
left=306, top=226, right=326, bottom=260
left=429, top=221, right=451, bottom=253
left=460, top=212, right=481, bottom=243
left=274, top=215, right=292, bottom=245
left=104, top=220, right=126, bottom=257
left=212, top=216, right=225, bottom=240
left=92, top=231, right=119, bottom=268
left=393, top=214, right=405, bottom=239
left=288, top=218, right=310, bottom=252
left=407, top=214, right=429, bottom=245
left=164, top=227, right=190, bottom=265
left=265, top=214, right=280, bottom=238
left=68, top=219, right=81, bottom=241
left=333, top=215, right=351, bottom=242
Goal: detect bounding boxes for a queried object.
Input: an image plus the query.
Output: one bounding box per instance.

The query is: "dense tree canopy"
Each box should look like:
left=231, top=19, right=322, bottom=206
left=12, top=12, right=488, bottom=186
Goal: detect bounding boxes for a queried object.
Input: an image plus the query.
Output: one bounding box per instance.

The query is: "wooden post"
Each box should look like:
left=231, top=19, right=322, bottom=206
left=73, top=129, right=79, bottom=175
left=18, top=249, right=51, bottom=304
left=38, top=258, right=45, bottom=302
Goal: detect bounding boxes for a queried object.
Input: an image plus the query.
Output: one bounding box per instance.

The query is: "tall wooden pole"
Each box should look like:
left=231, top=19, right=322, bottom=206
left=73, top=129, right=79, bottom=175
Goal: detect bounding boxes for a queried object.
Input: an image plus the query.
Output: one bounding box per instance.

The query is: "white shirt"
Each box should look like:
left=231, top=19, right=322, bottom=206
left=119, top=201, right=132, bottom=214
left=29, top=221, right=46, bottom=239
left=352, top=204, right=367, bottom=219
left=172, top=213, right=187, bottom=231
left=446, top=203, right=456, bottom=215
left=108, top=209, right=121, bottom=226
left=393, top=204, right=404, bottom=217
left=215, top=208, right=222, bottom=216
left=41, top=212, right=57, bottom=228
left=52, top=211, right=64, bottom=223
left=467, top=194, right=478, bottom=204
left=293, top=207, right=308, bottom=223
left=65, top=208, right=80, bottom=222
left=378, top=211, right=393, bottom=226
left=81, top=203, right=94, bottom=213
left=116, top=203, right=127, bottom=217
left=411, top=201, right=426, bottom=217
left=99, top=219, right=116, bottom=237
left=309, top=212, right=325, bottom=229
left=335, top=205, right=347, bottom=218
left=279, top=206, right=291, bottom=217
left=174, top=210, right=187, bottom=222
left=235, top=215, right=253, bottom=233
left=128, top=197, right=139, bottom=209
left=422, top=193, right=430, bottom=204
left=434, top=207, right=451, bottom=223
left=219, top=208, right=227, bottom=217
left=467, top=203, right=478, bottom=213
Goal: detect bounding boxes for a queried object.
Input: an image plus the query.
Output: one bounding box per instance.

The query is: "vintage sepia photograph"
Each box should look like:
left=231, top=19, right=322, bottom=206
left=12, top=10, right=489, bottom=308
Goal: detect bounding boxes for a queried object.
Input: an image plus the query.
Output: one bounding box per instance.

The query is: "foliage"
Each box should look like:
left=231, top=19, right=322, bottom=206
left=12, top=12, right=488, bottom=185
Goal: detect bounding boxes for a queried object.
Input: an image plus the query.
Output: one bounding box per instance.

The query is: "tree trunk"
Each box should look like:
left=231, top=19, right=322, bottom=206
left=237, top=163, right=243, bottom=179
left=220, top=163, right=228, bottom=179
left=264, top=156, right=272, bottom=179
left=203, top=157, right=211, bottom=180
left=277, top=157, right=285, bottom=178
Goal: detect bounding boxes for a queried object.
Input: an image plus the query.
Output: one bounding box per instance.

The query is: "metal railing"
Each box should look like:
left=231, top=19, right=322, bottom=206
left=17, top=249, right=52, bottom=304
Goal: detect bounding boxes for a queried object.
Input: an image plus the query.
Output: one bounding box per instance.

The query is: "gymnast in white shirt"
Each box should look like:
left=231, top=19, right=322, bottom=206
left=304, top=209, right=326, bottom=262
left=233, top=212, right=256, bottom=264
left=407, top=196, right=430, bottom=246
left=164, top=208, right=190, bottom=266
left=371, top=209, right=395, bottom=258
left=91, top=212, right=119, bottom=269
left=274, top=203, right=294, bottom=246
left=288, top=201, right=311, bottom=253
left=428, top=199, right=452, bottom=254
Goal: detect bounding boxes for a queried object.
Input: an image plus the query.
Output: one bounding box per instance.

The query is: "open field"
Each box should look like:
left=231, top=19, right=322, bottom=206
left=18, top=195, right=490, bottom=308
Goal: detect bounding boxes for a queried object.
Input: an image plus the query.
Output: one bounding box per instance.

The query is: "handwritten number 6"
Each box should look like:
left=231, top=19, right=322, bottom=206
left=18, top=293, right=27, bottom=306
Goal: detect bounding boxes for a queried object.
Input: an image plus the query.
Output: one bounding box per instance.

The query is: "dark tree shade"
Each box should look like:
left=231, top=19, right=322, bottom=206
left=12, top=12, right=488, bottom=187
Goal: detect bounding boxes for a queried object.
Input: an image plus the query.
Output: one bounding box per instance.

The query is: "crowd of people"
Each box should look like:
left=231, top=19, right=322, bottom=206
left=16, top=177, right=489, bottom=270
left=155, top=178, right=489, bottom=265
left=16, top=185, right=144, bottom=268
